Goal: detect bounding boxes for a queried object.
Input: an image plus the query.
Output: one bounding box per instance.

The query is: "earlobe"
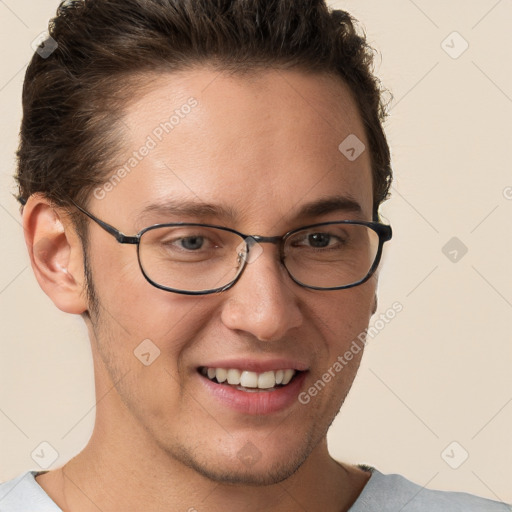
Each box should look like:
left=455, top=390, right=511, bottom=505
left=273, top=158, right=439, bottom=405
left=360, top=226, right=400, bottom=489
left=23, top=194, right=88, bottom=315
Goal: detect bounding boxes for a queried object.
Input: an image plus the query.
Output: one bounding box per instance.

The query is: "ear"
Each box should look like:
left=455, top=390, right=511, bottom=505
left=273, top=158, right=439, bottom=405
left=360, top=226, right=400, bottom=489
left=371, top=294, right=378, bottom=315
left=22, top=194, right=88, bottom=314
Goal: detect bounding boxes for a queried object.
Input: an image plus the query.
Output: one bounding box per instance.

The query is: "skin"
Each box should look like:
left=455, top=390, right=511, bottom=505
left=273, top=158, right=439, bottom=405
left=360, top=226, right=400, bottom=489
left=24, top=67, right=380, bottom=511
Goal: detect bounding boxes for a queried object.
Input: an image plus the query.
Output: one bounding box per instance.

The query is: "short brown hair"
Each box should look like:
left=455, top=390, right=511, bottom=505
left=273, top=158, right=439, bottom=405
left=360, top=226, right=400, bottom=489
left=16, top=0, right=392, bottom=220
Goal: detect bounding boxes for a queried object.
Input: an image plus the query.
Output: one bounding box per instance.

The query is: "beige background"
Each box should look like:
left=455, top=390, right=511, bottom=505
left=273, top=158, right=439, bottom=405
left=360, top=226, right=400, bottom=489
left=1, top=0, right=511, bottom=503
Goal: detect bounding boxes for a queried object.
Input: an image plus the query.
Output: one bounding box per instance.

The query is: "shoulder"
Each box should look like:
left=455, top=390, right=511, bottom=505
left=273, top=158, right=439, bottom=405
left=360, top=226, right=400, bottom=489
left=351, top=467, right=511, bottom=512
left=0, top=471, right=61, bottom=511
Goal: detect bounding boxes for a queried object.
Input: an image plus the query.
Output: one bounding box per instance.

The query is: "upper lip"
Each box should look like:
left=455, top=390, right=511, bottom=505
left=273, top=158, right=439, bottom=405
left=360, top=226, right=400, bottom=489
left=198, top=358, right=309, bottom=373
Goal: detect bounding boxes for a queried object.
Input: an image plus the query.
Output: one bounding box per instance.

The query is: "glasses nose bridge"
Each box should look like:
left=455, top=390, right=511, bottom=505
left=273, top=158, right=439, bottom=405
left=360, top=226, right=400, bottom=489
left=238, top=234, right=286, bottom=269
left=247, top=234, right=283, bottom=246
left=244, top=234, right=286, bottom=258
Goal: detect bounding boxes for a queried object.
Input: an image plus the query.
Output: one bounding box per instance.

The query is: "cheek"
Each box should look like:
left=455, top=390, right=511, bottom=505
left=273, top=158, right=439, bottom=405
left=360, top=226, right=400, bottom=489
left=88, top=275, right=218, bottom=426
left=86, top=235, right=139, bottom=303
left=297, top=285, right=375, bottom=417
left=89, top=238, right=174, bottom=330
left=95, top=280, right=213, bottom=355
left=87, top=241, right=217, bottom=372
left=311, top=279, right=376, bottom=352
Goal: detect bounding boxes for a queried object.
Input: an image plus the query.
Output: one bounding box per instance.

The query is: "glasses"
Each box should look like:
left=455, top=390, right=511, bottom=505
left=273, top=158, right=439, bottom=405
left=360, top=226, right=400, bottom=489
left=71, top=200, right=392, bottom=295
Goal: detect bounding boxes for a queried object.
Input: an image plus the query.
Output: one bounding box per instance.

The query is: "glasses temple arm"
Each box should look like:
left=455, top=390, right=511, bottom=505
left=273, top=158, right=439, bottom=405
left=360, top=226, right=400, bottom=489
left=70, top=200, right=139, bottom=244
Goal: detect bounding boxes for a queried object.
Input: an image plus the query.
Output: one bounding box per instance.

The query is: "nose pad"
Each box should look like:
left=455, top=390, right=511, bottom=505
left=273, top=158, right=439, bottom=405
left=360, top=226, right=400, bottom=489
left=236, top=237, right=264, bottom=265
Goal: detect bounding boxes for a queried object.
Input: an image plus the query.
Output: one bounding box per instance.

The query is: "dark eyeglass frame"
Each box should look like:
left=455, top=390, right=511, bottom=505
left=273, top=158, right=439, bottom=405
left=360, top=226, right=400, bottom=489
left=69, top=200, right=392, bottom=295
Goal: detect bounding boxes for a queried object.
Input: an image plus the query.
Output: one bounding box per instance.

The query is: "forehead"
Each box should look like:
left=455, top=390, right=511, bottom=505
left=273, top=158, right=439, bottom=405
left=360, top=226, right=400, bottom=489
left=104, top=67, right=373, bottom=229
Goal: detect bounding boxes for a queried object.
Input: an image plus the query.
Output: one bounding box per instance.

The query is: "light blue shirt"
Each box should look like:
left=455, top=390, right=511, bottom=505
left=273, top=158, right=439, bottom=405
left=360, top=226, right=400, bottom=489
left=0, top=467, right=510, bottom=511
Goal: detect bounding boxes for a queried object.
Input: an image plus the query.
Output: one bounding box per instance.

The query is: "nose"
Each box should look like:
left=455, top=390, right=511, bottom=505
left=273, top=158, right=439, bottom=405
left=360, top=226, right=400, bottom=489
left=220, top=245, right=303, bottom=342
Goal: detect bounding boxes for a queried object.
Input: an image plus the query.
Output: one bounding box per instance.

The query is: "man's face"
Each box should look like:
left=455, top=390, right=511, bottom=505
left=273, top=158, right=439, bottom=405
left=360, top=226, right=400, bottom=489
left=83, top=68, right=376, bottom=484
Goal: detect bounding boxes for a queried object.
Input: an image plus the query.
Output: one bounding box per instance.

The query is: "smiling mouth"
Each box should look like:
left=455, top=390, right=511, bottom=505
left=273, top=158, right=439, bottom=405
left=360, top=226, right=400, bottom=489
left=199, top=367, right=300, bottom=392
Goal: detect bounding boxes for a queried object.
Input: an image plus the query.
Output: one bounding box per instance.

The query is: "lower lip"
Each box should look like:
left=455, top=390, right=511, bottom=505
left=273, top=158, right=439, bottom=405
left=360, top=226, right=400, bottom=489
left=199, top=372, right=307, bottom=415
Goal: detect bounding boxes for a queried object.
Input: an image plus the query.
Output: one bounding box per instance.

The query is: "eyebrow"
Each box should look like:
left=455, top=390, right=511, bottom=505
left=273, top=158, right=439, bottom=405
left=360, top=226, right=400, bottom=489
left=137, top=201, right=238, bottom=224
left=294, top=195, right=363, bottom=219
left=136, top=194, right=364, bottom=226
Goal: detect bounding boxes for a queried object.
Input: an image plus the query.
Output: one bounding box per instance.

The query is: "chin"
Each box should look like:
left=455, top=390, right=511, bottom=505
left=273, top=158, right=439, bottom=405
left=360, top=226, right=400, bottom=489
left=168, top=431, right=316, bottom=486
left=176, top=451, right=308, bottom=486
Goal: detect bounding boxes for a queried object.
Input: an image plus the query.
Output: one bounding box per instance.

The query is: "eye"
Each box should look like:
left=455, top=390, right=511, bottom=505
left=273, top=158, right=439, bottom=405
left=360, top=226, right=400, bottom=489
left=156, top=228, right=221, bottom=253
left=306, top=233, right=333, bottom=248
left=142, top=225, right=241, bottom=262
left=291, top=230, right=345, bottom=249
left=177, top=236, right=205, bottom=251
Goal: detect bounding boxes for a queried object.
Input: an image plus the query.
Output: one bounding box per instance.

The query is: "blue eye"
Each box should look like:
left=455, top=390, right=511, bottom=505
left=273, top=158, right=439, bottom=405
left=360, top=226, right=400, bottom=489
left=179, top=236, right=205, bottom=250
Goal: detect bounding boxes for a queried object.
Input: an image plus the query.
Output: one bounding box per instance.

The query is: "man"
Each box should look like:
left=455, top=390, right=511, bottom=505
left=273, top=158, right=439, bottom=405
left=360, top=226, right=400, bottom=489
left=1, top=0, right=509, bottom=510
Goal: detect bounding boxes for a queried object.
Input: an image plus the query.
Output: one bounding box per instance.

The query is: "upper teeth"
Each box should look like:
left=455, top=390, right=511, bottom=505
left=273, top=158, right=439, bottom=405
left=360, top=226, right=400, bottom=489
left=201, top=368, right=296, bottom=389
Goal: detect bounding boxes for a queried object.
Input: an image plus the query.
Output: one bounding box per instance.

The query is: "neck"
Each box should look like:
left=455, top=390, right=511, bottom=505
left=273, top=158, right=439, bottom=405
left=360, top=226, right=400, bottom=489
left=38, top=413, right=369, bottom=512
left=54, top=437, right=368, bottom=512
